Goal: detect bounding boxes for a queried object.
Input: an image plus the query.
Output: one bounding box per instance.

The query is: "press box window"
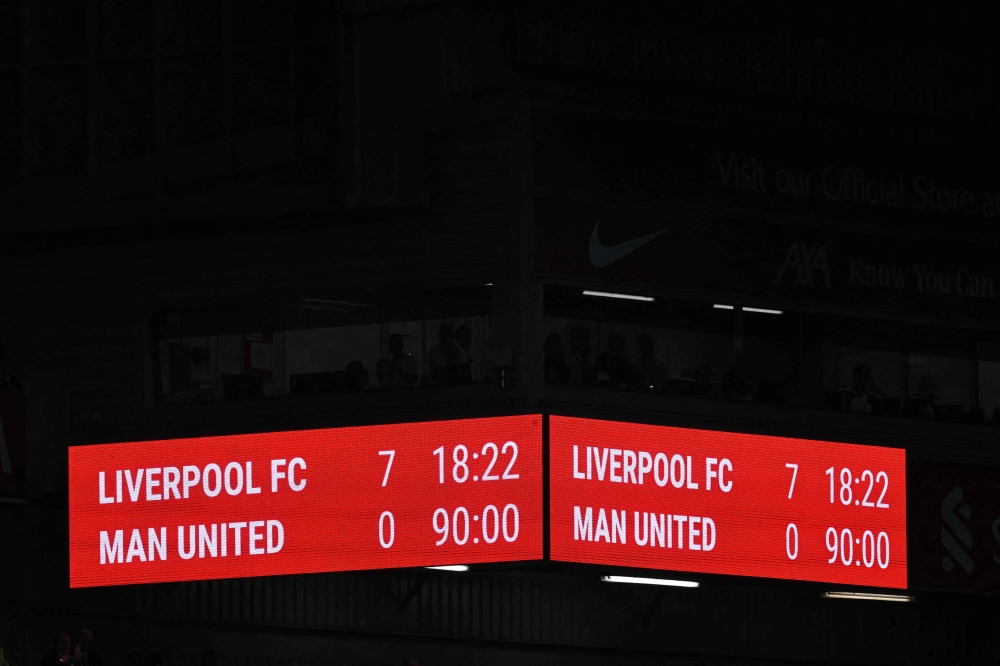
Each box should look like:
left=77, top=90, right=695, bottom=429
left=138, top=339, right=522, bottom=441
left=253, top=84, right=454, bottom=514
left=153, top=286, right=493, bottom=403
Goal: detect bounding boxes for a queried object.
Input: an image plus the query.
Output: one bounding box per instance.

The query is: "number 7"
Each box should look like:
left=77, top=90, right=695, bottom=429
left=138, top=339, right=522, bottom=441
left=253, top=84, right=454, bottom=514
left=379, top=450, right=395, bottom=487
left=785, top=463, right=798, bottom=499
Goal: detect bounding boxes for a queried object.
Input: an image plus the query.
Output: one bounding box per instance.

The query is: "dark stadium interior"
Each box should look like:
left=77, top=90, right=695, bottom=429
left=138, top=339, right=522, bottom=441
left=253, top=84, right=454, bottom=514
left=1, top=2, right=999, bottom=665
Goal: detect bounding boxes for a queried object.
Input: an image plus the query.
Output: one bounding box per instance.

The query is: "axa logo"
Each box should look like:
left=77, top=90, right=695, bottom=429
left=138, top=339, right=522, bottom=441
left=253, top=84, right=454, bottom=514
left=775, top=242, right=832, bottom=288
left=942, top=486, right=974, bottom=574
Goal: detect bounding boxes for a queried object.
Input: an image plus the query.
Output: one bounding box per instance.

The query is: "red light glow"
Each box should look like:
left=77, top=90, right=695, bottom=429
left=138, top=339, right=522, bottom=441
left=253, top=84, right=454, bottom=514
left=69, top=415, right=543, bottom=588
left=549, top=416, right=907, bottom=588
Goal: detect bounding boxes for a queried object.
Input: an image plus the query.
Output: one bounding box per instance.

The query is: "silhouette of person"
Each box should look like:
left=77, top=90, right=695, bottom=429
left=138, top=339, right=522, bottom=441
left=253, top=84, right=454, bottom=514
left=567, top=335, right=593, bottom=386
left=722, top=353, right=757, bottom=402
left=688, top=364, right=722, bottom=398
left=345, top=360, right=370, bottom=391
left=908, top=373, right=937, bottom=419
left=850, top=376, right=878, bottom=414
left=633, top=335, right=667, bottom=391
left=455, top=325, right=473, bottom=363
left=76, top=630, right=101, bottom=666
left=377, top=333, right=418, bottom=388
left=428, top=322, right=460, bottom=385
left=40, top=634, right=79, bottom=666
left=200, top=650, right=218, bottom=666
left=595, top=334, right=632, bottom=388
left=452, top=325, right=473, bottom=383
left=544, top=334, right=571, bottom=385
left=851, top=363, right=881, bottom=400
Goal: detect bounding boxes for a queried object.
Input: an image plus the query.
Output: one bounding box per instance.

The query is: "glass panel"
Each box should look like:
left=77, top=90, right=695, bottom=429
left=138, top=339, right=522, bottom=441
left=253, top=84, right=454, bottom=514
left=906, top=353, right=972, bottom=421
left=543, top=283, right=997, bottom=427
left=543, top=288, right=732, bottom=396
left=825, top=348, right=903, bottom=415
left=154, top=287, right=493, bottom=403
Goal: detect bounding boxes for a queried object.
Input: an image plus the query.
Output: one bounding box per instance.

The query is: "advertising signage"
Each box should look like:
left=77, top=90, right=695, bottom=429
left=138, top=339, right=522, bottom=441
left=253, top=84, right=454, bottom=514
left=532, top=112, right=1000, bottom=239
left=69, top=415, right=543, bottom=588
left=908, top=459, right=1000, bottom=593
left=533, top=193, right=1000, bottom=326
left=549, top=417, right=908, bottom=589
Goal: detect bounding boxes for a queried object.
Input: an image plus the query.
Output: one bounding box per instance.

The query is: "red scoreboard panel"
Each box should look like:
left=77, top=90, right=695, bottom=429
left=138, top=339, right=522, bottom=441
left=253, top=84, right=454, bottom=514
left=550, top=417, right=907, bottom=589
left=70, top=415, right=543, bottom=588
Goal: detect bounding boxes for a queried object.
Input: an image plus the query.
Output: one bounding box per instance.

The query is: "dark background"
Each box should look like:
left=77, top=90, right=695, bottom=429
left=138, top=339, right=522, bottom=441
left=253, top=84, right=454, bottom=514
left=1, top=2, right=999, bottom=665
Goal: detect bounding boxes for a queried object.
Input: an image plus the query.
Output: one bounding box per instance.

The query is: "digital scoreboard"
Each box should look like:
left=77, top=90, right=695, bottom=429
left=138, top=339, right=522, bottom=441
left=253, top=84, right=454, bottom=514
left=69, top=415, right=543, bottom=588
left=549, top=416, right=907, bottom=588
left=70, top=414, right=909, bottom=590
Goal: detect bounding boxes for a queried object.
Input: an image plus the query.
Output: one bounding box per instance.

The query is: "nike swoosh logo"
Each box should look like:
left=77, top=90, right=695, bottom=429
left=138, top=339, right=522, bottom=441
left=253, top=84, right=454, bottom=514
left=588, top=221, right=669, bottom=268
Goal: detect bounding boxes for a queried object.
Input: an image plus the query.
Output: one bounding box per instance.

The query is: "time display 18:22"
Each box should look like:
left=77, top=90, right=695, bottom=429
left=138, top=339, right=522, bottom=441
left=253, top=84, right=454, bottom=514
left=549, top=417, right=907, bottom=588
left=429, top=442, right=524, bottom=547
left=69, top=415, right=543, bottom=588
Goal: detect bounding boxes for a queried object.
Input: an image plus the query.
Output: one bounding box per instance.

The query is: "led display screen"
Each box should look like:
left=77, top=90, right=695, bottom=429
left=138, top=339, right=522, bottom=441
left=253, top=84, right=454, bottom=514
left=69, top=415, right=543, bottom=588
left=550, top=416, right=907, bottom=588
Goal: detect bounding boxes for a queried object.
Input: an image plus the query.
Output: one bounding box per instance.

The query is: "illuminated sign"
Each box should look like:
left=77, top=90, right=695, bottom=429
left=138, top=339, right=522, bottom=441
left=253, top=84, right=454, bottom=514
left=908, top=459, right=1000, bottom=593
left=549, top=416, right=907, bottom=588
left=69, top=415, right=543, bottom=588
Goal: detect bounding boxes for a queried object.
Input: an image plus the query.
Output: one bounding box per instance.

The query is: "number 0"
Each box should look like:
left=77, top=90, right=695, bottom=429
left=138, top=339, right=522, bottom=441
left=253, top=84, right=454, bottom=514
left=379, top=511, right=395, bottom=549
left=502, top=504, right=519, bottom=542
left=786, top=523, right=798, bottom=560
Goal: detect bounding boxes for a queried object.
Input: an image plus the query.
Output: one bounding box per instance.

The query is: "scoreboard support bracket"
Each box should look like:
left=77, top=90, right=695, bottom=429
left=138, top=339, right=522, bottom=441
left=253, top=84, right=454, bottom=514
left=385, top=573, right=427, bottom=613
left=641, top=588, right=666, bottom=630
